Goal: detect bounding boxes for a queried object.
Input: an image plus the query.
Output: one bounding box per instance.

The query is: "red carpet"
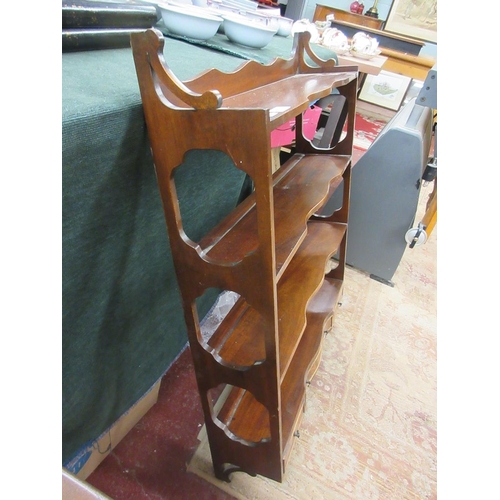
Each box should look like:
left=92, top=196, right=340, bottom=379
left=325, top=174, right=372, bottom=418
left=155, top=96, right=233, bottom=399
left=353, top=112, right=390, bottom=151
left=86, top=348, right=235, bottom=500
left=351, top=111, right=390, bottom=165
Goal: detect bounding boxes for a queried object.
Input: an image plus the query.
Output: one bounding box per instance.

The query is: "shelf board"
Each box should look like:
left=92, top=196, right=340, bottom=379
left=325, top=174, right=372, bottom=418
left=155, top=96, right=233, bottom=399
left=207, top=221, right=346, bottom=377
left=222, top=73, right=356, bottom=129
left=212, top=276, right=342, bottom=448
left=281, top=277, right=342, bottom=464
left=215, top=385, right=271, bottom=445
left=277, top=221, right=345, bottom=379
left=200, top=153, right=350, bottom=278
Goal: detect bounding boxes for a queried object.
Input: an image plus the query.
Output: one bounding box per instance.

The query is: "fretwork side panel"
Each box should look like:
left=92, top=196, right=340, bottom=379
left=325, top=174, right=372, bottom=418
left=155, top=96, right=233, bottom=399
left=131, top=28, right=357, bottom=483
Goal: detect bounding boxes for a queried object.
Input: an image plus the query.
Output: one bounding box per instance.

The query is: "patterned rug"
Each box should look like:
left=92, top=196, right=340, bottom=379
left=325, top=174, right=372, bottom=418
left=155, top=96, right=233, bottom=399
left=353, top=112, right=391, bottom=152
left=349, top=109, right=390, bottom=165
left=187, top=181, right=437, bottom=499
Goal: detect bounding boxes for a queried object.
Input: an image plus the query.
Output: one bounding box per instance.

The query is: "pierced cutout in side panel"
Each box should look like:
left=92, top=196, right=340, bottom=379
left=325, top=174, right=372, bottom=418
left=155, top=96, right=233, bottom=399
left=208, top=384, right=271, bottom=445
left=199, top=289, right=240, bottom=344
left=316, top=178, right=345, bottom=218
left=325, top=257, right=340, bottom=274
left=311, top=93, right=349, bottom=149
left=197, top=289, right=267, bottom=370
left=173, top=149, right=247, bottom=247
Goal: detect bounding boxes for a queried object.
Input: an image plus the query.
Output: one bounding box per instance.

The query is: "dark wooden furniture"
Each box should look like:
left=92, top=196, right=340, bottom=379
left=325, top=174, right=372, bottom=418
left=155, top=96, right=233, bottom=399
left=131, top=28, right=358, bottom=483
left=313, top=4, right=384, bottom=30
left=379, top=46, right=435, bottom=81
left=329, top=19, right=424, bottom=55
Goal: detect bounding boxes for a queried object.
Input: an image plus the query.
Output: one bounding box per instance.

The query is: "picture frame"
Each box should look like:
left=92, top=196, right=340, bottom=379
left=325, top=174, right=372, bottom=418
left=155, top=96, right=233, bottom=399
left=384, top=0, right=437, bottom=44
left=358, top=70, right=412, bottom=111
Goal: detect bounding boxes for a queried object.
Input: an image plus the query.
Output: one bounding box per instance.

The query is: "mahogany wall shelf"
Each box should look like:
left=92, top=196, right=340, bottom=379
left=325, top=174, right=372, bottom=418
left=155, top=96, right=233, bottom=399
left=131, top=28, right=358, bottom=483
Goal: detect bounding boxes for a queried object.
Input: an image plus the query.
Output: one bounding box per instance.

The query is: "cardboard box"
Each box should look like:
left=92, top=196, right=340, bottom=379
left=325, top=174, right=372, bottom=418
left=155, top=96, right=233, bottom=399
left=64, top=379, right=161, bottom=480
left=62, top=468, right=112, bottom=499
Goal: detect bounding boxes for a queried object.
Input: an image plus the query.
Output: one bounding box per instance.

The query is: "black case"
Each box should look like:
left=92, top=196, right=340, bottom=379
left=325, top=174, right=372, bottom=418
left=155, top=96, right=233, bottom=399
left=62, top=0, right=158, bottom=51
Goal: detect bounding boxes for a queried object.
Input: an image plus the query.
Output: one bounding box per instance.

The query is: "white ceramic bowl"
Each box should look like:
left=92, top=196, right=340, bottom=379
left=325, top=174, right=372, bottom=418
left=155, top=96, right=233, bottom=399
left=222, top=12, right=276, bottom=48
left=291, top=19, right=320, bottom=43
left=351, top=31, right=379, bottom=53
left=276, top=16, right=293, bottom=37
left=211, top=4, right=278, bottom=33
left=348, top=48, right=381, bottom=60
left=239, top=10, right=279, bottom=31
left=221, top=0, right=259, bottom=11
left=159, top=3, right=223, bottom=39
left=321, top=27, right=349, bottom=53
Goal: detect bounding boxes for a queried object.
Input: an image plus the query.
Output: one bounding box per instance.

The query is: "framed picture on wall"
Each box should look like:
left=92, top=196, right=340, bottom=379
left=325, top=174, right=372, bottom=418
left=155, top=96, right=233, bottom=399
left=384, top=0, right=437, bottom=43
left=358, top=70, right=412, bottom=111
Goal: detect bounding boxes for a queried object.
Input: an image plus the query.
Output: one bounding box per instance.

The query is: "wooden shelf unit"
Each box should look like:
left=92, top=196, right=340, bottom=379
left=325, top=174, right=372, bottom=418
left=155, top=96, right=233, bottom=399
left=131, top=28, right=358, bottom=483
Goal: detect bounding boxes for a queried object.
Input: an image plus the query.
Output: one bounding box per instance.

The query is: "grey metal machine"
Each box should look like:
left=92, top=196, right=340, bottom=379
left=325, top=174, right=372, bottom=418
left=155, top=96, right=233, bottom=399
left=321, top=96, right=434, bottom=286
left=405, top=64, right=438, bottom=249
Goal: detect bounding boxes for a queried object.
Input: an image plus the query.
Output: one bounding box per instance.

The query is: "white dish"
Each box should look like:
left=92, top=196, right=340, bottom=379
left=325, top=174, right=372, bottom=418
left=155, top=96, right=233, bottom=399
left=256, top=6, right=281, bottom=17
left=221, top=0, right=259, bottom=10
left=276, top=17, right=293, bottom=37
left=238, top=9, right=279, bottom=30
left=321, top=27, right=349, bottom=53
left=351, top=31, right=379, bottom=55
left=159, top=3, right=223, bottom=39
left=349, top=48, right=381, bottom=60
left=291, top=19, right=320, bottom=44
left=211, top=5, right=277, bottom=34
left=222, top=12, right=276, bottom=48
left=332, top=47, right=350, bottom=55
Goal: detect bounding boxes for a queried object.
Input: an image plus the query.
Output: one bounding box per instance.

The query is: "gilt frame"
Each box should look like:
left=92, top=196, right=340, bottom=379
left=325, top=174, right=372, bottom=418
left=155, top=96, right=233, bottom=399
left=384, top=0, right=437, bottom=43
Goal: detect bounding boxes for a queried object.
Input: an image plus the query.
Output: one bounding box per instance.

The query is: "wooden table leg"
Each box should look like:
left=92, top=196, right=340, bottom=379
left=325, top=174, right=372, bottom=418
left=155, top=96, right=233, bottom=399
left=422, top=180, right=437, bottom=236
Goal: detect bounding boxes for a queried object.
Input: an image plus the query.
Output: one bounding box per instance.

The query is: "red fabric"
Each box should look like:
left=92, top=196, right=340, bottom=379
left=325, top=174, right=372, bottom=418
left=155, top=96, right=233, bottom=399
left=270, top=108, right=389, bottom=165
left=353, top=112, right=388, bottom=150
left=270, top=106, right=323, bottom=148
